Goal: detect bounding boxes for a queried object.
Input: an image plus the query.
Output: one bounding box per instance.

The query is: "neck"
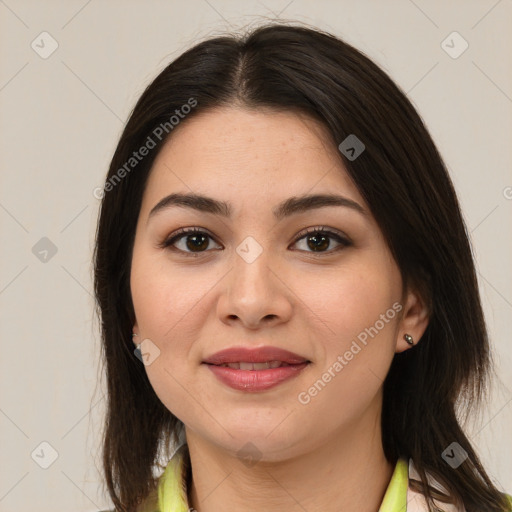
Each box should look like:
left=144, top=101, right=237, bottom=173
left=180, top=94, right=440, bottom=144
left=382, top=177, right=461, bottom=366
left=185, top=403, right=394, bottom=512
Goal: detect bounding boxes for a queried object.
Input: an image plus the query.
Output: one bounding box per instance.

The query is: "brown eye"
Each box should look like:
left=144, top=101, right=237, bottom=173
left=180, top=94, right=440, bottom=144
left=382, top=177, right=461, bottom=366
left=292, top=227, right=351, bottom=254
left=160, top=228, right=221, bottom=254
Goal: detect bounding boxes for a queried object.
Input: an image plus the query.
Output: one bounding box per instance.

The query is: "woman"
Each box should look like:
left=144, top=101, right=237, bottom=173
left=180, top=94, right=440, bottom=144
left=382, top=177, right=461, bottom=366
left=93, top=22, right=512, bottom=512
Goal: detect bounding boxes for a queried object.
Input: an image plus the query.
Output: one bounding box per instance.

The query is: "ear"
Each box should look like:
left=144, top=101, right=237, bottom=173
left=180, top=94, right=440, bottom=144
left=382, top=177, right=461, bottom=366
left=395, top=287, right=429, bottom=353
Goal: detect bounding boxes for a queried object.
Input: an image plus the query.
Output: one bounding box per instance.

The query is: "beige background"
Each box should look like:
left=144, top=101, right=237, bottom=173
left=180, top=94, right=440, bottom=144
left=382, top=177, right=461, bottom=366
left=0, top=1, right=511, bottom=510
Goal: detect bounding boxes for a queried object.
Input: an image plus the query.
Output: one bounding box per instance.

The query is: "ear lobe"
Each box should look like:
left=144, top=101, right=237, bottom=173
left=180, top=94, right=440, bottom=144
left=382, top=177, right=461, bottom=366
left=395, top=288, right=430, bottom=353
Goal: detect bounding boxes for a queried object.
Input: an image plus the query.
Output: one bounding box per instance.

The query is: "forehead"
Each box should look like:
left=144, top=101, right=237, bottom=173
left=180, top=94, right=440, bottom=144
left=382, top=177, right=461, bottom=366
left=141, top=107, right=364, bottom=213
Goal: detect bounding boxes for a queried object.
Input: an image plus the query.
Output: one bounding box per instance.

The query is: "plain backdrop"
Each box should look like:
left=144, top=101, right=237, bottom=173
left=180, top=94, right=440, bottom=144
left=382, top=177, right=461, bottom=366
left=0, top=1, right=511, bottom=510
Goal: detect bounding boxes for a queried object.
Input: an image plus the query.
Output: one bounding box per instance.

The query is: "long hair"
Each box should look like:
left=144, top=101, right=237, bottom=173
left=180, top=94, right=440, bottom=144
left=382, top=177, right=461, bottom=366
left=93, top=21, right=510, bottom=511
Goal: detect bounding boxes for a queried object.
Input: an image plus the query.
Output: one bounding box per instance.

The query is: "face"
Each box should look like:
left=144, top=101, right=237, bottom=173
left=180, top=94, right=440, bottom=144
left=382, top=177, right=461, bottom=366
left=130, top=107, right=423, bottom=461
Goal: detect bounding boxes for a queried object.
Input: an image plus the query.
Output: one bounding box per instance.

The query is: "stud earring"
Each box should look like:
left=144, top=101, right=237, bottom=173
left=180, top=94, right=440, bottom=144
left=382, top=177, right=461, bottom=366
left=132, top=333, right=142, bottom=359
left=403, top=333, right=414, bottom=346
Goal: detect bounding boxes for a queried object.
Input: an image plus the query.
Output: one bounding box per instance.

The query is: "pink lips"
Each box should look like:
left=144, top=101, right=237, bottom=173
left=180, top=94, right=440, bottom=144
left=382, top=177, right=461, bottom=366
left=203, top=346, right=309, bottom=365
left=202, top=346, right=310, bottom=392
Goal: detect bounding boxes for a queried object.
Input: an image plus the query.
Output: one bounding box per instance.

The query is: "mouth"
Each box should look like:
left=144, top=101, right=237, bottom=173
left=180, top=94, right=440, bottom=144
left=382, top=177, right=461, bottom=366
left=202, top=346, right=311, bottom=391
left=204, top=361, right=310, bottom=391
left=202, top=345, right=310, bottom=366
left=207, top=361, right=307, bottom=370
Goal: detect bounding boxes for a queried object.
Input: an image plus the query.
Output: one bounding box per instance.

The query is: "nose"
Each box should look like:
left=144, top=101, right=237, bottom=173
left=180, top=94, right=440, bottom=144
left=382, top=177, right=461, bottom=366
left=217, top=246, right=293, bottom=330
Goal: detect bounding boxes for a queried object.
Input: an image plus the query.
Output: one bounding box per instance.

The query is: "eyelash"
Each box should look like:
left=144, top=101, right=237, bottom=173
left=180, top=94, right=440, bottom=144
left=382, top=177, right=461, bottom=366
left=158, top=226, right=352, bottom=257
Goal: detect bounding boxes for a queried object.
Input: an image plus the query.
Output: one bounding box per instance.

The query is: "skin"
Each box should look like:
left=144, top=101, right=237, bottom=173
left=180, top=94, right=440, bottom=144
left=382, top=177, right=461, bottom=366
left=130, top=107, right=429, bottom=512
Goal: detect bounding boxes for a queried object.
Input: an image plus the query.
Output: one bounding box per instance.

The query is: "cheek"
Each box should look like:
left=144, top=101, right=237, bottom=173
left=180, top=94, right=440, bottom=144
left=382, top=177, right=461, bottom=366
left=130, top=248, right=213, bottom=422
left=296, top=262, right=401, bottom=345
left=130, top=248, right=211, bottom=342
left=293, top=260, right=401, bottom=406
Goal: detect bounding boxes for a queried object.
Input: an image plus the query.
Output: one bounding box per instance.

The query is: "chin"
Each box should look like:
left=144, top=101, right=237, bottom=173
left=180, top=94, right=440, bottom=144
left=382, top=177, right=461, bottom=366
left=211, top=425, right=303, bottom=461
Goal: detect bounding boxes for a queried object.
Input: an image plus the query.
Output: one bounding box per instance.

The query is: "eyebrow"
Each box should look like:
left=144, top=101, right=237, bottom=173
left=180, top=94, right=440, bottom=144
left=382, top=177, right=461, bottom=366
left=147, top=192, right=367, bottom=224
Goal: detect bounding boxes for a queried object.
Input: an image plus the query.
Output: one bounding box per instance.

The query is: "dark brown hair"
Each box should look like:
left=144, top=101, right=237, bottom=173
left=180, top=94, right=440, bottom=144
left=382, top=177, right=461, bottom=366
left=93, top=21, right=510, bottom=512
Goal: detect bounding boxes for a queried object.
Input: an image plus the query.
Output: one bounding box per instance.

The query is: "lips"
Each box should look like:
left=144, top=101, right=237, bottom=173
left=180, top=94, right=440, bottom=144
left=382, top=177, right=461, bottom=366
left=203, top=346, right=311, bottom=391
left=202, top=346, right=310, bottom=367
left=217, top=361, right=289, bottom=370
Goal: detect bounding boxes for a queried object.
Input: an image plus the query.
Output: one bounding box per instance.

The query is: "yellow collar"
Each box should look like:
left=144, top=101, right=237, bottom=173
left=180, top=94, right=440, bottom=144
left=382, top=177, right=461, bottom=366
left=157, top=444, right=409, bottom=512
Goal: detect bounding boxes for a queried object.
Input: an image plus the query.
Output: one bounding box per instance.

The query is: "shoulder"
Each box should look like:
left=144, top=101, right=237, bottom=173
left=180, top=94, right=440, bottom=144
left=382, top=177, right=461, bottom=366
left=135, top=486, right=160, bottom=512
left=97, top=486, right=160, bottom=512
left=407, top=460, right=512, bottom=512
left=407, top=459, right=464, bottom=512
left=407, top=486, right=463, bottom=512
